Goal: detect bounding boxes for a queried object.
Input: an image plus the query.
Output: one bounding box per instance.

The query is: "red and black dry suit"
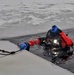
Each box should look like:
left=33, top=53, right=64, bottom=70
left=28, top=28, right=73, bottom=53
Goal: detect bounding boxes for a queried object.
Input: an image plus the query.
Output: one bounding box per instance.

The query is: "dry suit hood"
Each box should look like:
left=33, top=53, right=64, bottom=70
left=50, top=25, right=58, bottom=33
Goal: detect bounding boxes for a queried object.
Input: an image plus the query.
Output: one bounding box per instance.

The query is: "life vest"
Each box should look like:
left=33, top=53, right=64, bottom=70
left=59, top=32, right=73, bottom=47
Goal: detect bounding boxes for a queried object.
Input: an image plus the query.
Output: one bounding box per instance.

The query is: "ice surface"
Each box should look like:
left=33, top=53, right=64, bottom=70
left=0, top=0, right=74, bottom=38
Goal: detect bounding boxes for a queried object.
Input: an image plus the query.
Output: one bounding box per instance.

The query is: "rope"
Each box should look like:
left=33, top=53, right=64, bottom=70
left=0, top=49, right=21, bottom=55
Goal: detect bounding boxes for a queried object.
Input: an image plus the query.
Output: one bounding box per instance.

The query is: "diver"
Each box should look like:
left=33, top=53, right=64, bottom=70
left=19, top=25, right=73, bottom=61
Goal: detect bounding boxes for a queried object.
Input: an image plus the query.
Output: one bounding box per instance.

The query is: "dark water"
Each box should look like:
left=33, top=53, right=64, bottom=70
left=1, top=28, right=74, bottom=73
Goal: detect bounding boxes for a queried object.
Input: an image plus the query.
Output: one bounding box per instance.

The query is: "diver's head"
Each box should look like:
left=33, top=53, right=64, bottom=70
left=50, top=25, right=58, bottom=33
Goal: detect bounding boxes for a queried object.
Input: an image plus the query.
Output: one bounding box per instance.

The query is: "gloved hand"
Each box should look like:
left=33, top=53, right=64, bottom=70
left=19, top=42, right=30, bottom=51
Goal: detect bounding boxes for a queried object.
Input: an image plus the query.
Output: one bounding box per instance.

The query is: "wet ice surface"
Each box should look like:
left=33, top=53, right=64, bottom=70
left=1, top=28, right=74, bottom=73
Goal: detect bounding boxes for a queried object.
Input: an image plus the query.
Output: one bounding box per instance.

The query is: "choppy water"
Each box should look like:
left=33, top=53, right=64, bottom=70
left=0, top=0, right=74, bottom=27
